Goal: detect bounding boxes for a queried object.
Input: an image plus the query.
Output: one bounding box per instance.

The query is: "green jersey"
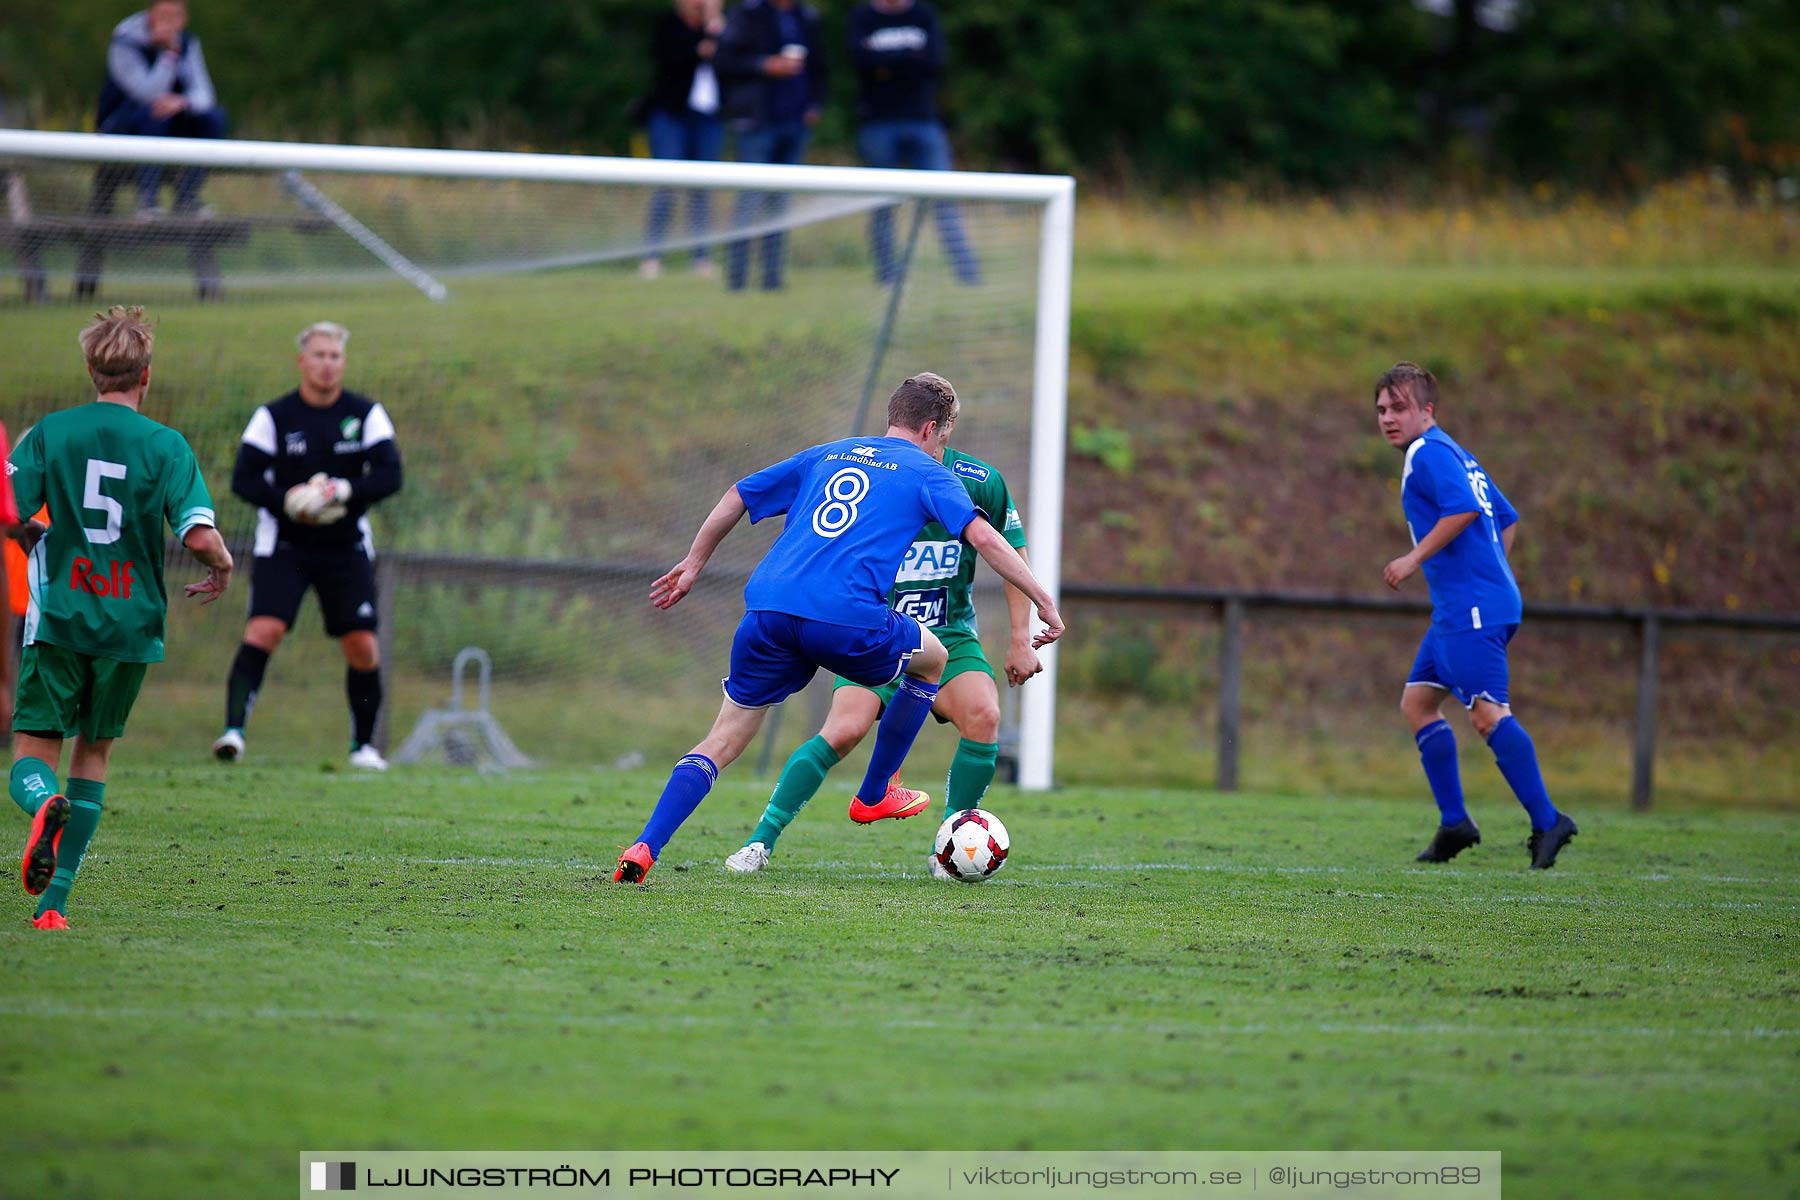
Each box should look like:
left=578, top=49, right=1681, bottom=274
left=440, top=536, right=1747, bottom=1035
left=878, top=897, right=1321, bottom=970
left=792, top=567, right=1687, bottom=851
left=886, top=448, right=1026, bottom=635
left=8, top=401, right=216, bottom=663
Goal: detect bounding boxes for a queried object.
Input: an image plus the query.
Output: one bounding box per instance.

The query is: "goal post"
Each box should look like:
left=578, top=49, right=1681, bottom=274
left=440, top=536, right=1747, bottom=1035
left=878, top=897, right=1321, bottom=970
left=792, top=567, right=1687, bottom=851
left=0, top=130, right=1071, bottom=789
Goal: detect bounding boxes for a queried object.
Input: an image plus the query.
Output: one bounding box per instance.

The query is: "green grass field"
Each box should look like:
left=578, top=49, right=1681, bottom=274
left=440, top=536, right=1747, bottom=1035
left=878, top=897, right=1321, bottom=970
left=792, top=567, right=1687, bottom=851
left=1, top=761, right=1793, bottom=1199
left=0, top=184, right=1795, bottom=1198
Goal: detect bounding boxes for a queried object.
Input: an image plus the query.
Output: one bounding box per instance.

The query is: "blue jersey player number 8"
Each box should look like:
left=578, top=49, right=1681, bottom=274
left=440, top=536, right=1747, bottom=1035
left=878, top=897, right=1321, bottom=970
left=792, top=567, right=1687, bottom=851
left=735, top=438, right=987, bottom=634
left=812, top=466, right=871, bottom=537
left=616, top=374, right=1065, bottom=883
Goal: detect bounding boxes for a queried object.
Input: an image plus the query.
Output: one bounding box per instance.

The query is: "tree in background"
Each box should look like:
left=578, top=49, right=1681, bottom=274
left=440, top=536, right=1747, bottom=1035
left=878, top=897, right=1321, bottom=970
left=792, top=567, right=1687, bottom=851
left=2, top=0, right=1795, bottom=190
left=1476, top=1, right=1800, bottom=186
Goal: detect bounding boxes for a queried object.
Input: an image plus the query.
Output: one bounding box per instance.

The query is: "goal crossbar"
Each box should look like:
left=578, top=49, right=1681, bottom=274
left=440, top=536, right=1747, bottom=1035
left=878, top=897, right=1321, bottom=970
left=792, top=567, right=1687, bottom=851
left=0, top=131, right=1071, bottom=204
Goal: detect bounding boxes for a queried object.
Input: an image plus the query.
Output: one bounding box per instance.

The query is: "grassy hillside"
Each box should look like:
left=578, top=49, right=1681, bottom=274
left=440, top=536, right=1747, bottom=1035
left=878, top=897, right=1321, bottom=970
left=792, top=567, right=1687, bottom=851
left=1062, top=268, right=1799, bottom=610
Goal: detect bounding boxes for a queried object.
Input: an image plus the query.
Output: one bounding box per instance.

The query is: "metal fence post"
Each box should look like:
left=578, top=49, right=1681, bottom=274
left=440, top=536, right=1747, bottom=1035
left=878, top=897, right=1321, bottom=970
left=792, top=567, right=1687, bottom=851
left=1217, top=597, right=1244, bottom=792
left=1631, top=613, right=1660, bottom=811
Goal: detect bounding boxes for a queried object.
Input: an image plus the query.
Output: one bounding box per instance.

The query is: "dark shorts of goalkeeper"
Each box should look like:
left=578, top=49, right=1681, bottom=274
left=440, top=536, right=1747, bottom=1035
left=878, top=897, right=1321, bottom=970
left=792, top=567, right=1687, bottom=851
left=834, top=625, right=992, bottom=723
left=251, top=541, right=379, bottom=637
left=14, top=643, right=148, bottom=741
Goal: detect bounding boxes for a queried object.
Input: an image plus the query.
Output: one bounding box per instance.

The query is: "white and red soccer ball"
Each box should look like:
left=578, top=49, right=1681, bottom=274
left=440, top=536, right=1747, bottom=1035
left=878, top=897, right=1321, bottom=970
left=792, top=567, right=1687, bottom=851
left=932, top=808, right=1010, bottom=882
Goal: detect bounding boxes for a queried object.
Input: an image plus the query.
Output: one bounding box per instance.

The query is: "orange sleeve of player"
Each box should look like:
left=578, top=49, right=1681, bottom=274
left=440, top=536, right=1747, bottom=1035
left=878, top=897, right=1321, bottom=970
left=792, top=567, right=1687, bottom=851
left=6, top=506, right=42, bottom=618
left=4, top=538, right=22, bottom=617
left=0, top=419, right=19, bottom=618
left=0, top=420, right=17, bottom=528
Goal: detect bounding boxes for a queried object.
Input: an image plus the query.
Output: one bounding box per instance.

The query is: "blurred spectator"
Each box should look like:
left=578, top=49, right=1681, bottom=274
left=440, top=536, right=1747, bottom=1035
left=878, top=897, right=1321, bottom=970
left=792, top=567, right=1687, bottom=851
left=849, top=0, right=978, bottom=285
left=641, top=0, right=728, bottom=280
left=96, top=0, right=227, bottom=216
left=717, top=0, right=828, bottom=291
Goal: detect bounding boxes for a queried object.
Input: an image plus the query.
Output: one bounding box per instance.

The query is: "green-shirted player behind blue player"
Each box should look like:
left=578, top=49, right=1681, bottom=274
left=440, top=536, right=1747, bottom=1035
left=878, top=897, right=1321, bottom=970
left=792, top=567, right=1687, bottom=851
left=11, top=306, right=236, bottom=929
left=614, top=372, right=1063, bottom=883
left=1375, top=362, right=1577, bottom=869
left=726, top=429, right=1040, bottom=876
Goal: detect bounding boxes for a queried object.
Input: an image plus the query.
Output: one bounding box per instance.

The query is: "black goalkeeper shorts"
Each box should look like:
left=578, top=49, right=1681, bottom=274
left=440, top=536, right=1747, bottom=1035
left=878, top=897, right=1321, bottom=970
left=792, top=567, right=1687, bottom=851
left=250, top=541, right=379, bottom=638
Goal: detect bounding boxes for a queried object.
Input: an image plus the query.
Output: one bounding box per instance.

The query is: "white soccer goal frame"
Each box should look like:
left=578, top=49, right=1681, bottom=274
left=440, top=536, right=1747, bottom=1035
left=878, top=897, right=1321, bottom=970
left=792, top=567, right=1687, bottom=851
left=0, top=130, right=1073, bottom=790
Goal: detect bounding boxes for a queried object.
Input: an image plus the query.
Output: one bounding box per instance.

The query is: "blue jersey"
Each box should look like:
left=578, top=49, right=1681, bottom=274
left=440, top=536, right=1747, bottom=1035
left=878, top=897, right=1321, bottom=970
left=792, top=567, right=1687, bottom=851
left=737, top=436, right=980, bottom=630
left=1401, top=426, right=1521, bottom=633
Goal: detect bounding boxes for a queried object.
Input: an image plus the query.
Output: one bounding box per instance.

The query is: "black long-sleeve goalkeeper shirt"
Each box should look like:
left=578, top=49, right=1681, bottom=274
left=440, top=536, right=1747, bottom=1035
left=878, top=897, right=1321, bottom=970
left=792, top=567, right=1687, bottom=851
left=230, top=388, right=402, bottom=555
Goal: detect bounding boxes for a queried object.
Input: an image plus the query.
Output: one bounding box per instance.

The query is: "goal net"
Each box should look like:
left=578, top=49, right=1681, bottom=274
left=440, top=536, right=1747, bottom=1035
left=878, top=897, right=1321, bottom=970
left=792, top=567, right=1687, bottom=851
left=0, top=132, right=1071, bottom=787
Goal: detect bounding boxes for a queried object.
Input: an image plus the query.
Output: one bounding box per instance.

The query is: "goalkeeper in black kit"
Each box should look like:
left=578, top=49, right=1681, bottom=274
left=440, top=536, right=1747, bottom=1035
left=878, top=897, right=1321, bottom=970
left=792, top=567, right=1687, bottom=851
left=212, top=321, right=403, bottom=770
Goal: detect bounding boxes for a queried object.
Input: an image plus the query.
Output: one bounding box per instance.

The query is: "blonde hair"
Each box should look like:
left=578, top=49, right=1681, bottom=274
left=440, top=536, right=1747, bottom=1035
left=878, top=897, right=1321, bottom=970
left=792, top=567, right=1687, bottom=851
left=78, top=305, right=155, bottom=394
left=296, top=320, right=350, bottom=350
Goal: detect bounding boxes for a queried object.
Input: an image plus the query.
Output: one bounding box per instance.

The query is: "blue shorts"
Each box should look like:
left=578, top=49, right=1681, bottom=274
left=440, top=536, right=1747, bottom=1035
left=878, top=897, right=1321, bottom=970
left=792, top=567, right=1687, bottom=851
left=724, top=609, right=925, bottom=709
left=1406, top=623, right=1517, bottom=709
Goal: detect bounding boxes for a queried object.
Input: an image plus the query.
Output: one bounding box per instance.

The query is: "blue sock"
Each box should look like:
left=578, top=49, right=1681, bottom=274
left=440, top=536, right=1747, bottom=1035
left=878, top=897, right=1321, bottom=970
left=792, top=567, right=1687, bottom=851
left=1415, top=720, right=1468, bottom=826
left=637, top=753, right=719, bottom=858
left=856, top=676, right=939, bottom=803
left=1487, top=716, right=1558, bottom=831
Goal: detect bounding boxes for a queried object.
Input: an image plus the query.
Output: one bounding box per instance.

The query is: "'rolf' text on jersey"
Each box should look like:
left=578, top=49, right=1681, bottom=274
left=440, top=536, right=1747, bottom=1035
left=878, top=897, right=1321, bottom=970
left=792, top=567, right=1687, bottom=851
left=70, top=557, right=136, bottom=599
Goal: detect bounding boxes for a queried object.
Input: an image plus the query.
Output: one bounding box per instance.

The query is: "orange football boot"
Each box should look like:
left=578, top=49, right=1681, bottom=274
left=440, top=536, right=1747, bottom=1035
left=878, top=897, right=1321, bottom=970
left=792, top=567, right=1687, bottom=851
left=21, top=795, right=69, bottom=896
left=614, top=841, right=656, bottom=883
left=848, top=775, right=932, bottom=824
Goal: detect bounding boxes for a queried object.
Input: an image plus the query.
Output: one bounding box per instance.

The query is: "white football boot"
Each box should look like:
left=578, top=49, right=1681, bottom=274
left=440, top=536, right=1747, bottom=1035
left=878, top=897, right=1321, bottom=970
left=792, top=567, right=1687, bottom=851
left=211, top=729, right=245, bottom=763
left=725, top=842, right=771, bottom=873
left=348, top=744, right=390, bottom=771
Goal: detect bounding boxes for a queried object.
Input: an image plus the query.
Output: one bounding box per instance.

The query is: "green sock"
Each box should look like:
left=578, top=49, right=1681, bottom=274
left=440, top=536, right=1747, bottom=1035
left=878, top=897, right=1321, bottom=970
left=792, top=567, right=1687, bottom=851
left=945, top=738, right=999, bottom=817
left=10, top=757, right=59, bottom=817
left=36, top=778, right=103, bottom=918
left=748, top=735, right=841, bottom=849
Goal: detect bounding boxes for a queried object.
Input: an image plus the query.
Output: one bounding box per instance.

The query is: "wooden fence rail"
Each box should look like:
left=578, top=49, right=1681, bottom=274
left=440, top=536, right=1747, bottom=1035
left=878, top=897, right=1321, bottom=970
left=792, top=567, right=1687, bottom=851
left=1059, top=582, right=1800, bottom=810
left=177, top=542, right=1793, bottom=808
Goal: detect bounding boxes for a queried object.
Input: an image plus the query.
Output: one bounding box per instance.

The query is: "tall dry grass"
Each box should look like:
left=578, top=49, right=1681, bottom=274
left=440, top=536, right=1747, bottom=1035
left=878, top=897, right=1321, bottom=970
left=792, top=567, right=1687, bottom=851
left=1080, top=175, right=1800, bottom=269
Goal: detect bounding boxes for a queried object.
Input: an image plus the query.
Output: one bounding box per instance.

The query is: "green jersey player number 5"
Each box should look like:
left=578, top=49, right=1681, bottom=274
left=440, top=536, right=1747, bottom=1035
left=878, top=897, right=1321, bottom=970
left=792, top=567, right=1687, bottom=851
left=81, top=459, right=128, bottom=544
left=9, top=305, right=234, bottom=932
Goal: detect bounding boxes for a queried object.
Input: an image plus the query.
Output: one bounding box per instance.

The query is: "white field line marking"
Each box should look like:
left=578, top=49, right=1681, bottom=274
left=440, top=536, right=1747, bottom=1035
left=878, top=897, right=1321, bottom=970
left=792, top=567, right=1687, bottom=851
left=1284, top=888, right=1789, bottom=910
left=223, top=855, right=1800, bottom=905
left=232, top=848, right=1800, bottom=891
left=0, top=999, right=1789, bottom=1042
left=1636, top=874, right=1800, bottom=885
left=351, top=855, right=1800, bottom=887
left=320, top=855, right=1800, bottom=902
left=759, top=878, right=1795, bottom=905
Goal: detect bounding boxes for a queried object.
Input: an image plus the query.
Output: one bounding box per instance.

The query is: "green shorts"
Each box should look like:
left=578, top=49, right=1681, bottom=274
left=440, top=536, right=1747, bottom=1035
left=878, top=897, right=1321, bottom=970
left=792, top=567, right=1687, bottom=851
left=14, top=642, right=148, bottom=741
left=834, top=625, right=993, bottom=716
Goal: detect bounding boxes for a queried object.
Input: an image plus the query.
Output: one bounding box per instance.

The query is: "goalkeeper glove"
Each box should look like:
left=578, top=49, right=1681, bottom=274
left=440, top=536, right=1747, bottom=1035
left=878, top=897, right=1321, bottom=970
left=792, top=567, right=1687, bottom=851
left=283, top=474, right=353, bottom=525
left=312, top=475, right=352, bottom=525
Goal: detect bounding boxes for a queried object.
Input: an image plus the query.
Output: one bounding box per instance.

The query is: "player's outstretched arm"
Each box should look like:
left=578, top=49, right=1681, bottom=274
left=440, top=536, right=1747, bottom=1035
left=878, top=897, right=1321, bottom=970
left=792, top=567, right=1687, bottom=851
left=1000, top=548, right=1043, bottom=687
left=963, top=516, right=1064, bottom=648
left=181, top=526, right=235, bottom=605
left=1384, top=511, right=1480, bottom=590
left=651, top=486, right=749, bottom=611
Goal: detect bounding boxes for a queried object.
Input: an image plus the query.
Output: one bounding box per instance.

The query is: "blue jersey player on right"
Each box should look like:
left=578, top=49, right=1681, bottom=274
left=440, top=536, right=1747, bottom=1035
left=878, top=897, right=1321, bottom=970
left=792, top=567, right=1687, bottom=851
left=614, top=373, right=1064, bottom=883
left=1375, top=363, right=1578, bottom=869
